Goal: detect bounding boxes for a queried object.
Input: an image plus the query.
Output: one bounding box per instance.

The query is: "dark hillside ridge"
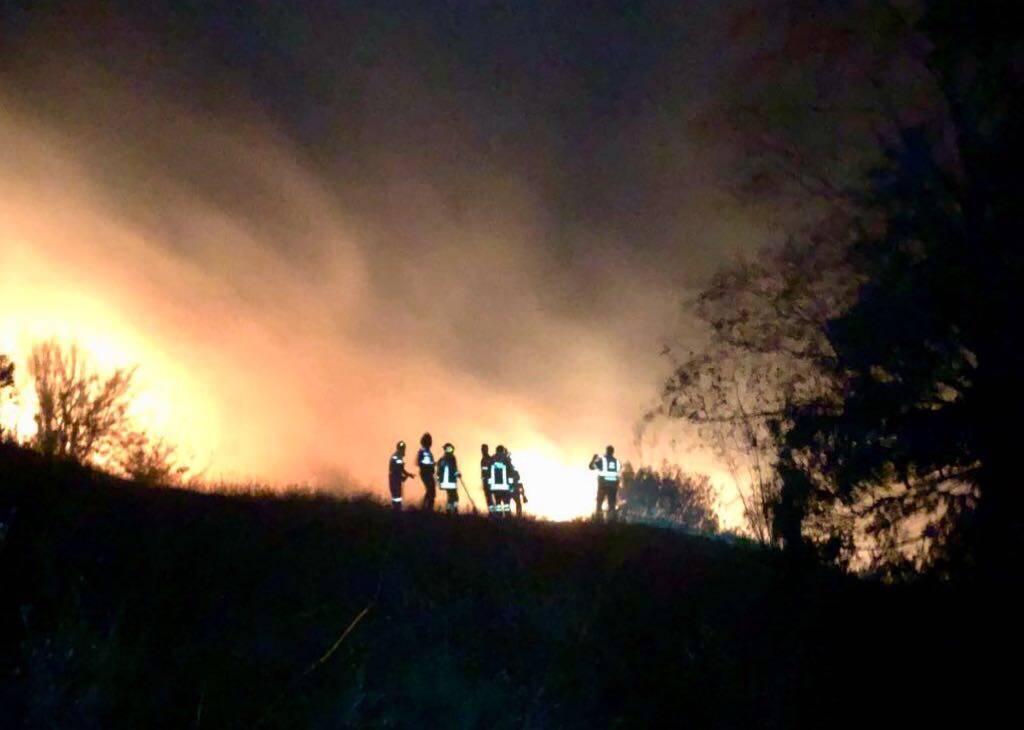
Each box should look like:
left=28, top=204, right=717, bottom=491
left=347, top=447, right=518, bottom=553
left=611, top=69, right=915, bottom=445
left=0, top=444, right=999, bottom=728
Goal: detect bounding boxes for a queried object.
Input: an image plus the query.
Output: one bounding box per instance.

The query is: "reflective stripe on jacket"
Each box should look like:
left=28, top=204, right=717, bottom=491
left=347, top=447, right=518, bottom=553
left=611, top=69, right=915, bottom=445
left=598, top=455, right=620, bottom=482
left=389, top=454, right=406, bottom=485
left=438, top=454, right=459, bottom=489
left=417, top=448, right=435, bottom=472
left=489, top=460, right=510, bottom=491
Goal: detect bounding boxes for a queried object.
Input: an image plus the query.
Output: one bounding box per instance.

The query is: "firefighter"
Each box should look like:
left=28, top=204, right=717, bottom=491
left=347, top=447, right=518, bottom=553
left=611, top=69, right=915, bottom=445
left=589, top=445, right=621, bottom=522
left=437, top=442, right=460, bottom=514
left=388, top=441, right=415, bottom=511
left=417, top=432, right=437, bottom=511
left=480, top=444, right=495, bottom=516
left=489, top=445, right=512, bottom=518
left=507, top=451, right=527, bottom=518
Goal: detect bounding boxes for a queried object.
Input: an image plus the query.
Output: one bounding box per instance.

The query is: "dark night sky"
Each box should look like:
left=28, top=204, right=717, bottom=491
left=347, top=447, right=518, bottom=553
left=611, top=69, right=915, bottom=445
left=0, top=1, right=773, bottom=512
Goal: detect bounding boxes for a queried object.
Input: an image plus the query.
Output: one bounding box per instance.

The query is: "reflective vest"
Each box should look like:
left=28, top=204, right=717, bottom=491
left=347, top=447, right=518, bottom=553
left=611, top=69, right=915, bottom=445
left=417, top=448, right=434, bottom=471
left=489, top=460, right=510, bottom=491
left=438, top=456, right=458, bottom=490
left=598, top=455, right=620, bottom=483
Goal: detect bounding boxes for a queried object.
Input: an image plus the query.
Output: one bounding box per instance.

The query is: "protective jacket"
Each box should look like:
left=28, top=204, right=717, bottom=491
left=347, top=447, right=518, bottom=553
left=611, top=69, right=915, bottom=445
left=489, top=456, right=511, bottom=492
left=480, top=454, right=492, bottom=486
left=417, top=447, right=435, bottom=475
left=437, top=453, right=460, bottom=490
left=389, top=452, right=409, bottom=487
left=592, top=454, right=621, bottom=484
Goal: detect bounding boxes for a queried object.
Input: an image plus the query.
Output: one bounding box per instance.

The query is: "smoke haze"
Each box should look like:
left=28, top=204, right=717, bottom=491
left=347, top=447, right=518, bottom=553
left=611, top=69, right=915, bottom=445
left=1, top=2, right=767, bottom=519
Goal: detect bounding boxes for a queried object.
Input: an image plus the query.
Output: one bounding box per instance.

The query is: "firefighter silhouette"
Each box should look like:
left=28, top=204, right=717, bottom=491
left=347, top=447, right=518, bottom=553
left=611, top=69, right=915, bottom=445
left=437, top=442, right=460, bottom=514
left=507, top=450, right=527, bottom=517
left=388, top=441, right=415, bottom=511
left=589, top=445, right=621, bottom=521
left=489, top=445, right=513, bottom=518
left=417, top=432, right=436, bottom=511
left=480, top=444, right=495, bottom=516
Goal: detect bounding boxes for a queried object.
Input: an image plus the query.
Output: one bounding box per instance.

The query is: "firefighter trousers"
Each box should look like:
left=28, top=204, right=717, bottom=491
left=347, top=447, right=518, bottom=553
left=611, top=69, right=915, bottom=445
left=421, top=471, right=436, bottom=510
left=596, top=481, right=618, bottom=521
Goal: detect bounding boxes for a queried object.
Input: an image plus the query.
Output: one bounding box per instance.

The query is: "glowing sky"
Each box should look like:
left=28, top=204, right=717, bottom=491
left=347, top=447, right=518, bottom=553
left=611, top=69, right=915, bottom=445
left=0, top=1, right=770, bottom=523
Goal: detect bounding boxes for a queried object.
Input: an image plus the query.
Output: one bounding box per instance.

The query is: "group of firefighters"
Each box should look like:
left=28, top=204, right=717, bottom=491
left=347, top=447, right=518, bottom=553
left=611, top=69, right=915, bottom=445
left=388, top=433, right=623, bottom=521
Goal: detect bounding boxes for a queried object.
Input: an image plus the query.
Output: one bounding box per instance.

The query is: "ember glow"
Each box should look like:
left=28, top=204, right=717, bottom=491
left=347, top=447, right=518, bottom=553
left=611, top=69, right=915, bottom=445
left=506, top=443, right=601, bottom=522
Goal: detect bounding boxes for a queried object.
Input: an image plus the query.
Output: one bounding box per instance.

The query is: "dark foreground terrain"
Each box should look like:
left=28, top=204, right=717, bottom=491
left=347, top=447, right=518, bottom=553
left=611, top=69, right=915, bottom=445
left=0, top=444, right=1003, bottom=728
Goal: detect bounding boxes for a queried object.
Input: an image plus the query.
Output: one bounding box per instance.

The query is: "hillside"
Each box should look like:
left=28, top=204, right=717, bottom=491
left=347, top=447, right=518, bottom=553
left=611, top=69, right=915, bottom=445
left=0, top=443, right=998, bottom=728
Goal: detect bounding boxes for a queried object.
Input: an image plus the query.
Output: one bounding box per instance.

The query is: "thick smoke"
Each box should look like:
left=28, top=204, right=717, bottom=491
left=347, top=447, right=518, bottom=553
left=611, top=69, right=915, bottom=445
left=1, top=3, right=765, bottom=520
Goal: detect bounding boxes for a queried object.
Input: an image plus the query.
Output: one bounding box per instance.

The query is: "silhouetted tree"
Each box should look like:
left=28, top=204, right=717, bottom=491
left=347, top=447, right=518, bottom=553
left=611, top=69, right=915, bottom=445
left=652, top=0, right=913, bottom=547
left=663, top=1, right=1023, bottom=575
left=0, top=354, right=15, bottom=442
left=620, top=462, right=720, bottom=534
left=115, top=430, right=188, bottom=486
left=764, top=1, right=1024, bottom=577
left=28, top=340, right=137, bottom=464
left=651, top=231, right=858, bottom=546
left=0, top=355, right=13, bottom=390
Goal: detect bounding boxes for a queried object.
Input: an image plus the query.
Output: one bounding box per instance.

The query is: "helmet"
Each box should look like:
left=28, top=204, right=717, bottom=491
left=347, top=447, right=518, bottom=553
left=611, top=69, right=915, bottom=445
left=421, top=432, right=432, bottom=448
left=396, top=441, right=406, bottom=451
left=443, top=442, right=454, bottom=453
left=496, top=445, right=507, bottom=455
left=606, top=445, right=615, bottom=455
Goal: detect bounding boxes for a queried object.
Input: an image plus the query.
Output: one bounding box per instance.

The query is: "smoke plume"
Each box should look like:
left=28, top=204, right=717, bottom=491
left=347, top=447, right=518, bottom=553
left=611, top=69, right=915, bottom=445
left=1, top=2, right=765, bottom=520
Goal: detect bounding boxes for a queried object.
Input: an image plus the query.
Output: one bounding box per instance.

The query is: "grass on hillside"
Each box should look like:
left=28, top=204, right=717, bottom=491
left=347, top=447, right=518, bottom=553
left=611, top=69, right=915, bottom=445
left=0, top=443, right=1001, bottom=728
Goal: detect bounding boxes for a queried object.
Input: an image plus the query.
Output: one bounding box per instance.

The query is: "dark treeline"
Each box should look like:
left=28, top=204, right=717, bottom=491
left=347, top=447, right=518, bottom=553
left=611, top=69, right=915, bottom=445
left=654, top=0, right=1023, bottom=581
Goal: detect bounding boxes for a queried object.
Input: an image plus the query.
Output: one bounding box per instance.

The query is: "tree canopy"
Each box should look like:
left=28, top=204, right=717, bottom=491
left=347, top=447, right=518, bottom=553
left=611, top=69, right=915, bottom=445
left=660, top=0, right=1024, bottom=578
left=619, top=462, right=720, bottom=534
left=780, top=2, right=1024, bottom=576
